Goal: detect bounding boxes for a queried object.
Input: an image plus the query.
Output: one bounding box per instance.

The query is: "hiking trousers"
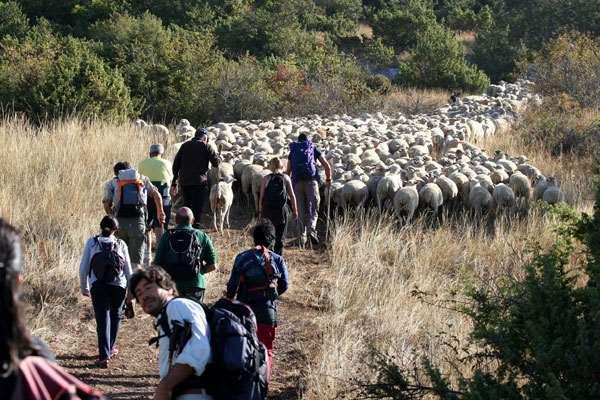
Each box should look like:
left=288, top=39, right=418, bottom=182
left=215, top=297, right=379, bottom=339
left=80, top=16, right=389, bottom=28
left=181, top=184, right=209, bottom=226
left=264, top=209, right=288, bottom=256
left=117, top=216, right=146, bottom=265
left=90, top=282, right=126, bottom=361
left=257, top=324, right=276, bottom=381
left=293, top=179, right=320, bottom=241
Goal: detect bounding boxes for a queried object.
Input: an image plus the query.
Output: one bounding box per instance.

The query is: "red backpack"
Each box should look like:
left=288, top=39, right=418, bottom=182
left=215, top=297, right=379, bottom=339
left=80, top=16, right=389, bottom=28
left=11, top=356, right=106, bottom=400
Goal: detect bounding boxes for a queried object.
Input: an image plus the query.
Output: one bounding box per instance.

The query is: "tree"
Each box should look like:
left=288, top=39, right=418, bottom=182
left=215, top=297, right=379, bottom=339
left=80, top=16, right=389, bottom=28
left=0, top=1, right=29, bottom=39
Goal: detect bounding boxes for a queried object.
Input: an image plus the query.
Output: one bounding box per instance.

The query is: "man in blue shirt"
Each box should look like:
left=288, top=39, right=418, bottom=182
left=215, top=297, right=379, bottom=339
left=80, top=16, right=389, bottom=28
left=226, top=220, right=290, bottom=381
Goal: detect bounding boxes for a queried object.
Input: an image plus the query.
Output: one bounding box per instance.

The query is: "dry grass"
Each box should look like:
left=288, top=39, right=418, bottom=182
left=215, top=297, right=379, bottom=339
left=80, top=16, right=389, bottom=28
left=381, top=87, right=450, bottom=115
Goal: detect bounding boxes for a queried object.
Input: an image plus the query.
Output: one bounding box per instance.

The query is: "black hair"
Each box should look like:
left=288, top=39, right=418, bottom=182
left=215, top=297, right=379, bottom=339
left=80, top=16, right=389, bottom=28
left=0, top=219, right=34, bottom=375
left=129, top=266, right=176, bottom=302
left=297, top=133, right=308, bottom=142
left=100, top=215, right=119, bottom=237
left=113, top=161, right=131, bottom=177
left=252, top=219, right=276, bottom=248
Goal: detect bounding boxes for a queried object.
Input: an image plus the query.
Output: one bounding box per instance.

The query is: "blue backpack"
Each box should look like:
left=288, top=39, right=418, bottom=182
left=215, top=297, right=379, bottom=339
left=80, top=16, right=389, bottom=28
left=289, top=140, right=317, bottom=181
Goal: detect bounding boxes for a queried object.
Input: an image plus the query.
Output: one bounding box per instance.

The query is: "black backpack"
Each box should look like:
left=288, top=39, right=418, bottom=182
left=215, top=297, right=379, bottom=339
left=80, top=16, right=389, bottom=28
left=263, top=173, right=287, bottom=209
left=89, top=237, right=125, bottom=283
left=164, top=229, right=202, bottom=281
left=152, top=298, right=268, bottom=400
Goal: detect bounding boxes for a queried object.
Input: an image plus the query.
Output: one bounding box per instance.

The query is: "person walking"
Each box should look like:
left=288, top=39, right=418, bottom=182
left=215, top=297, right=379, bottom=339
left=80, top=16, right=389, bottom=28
left=139, top=144, right=174, bottom=261
left=0, top=218, right=105, bottom=398
left=79, top=215, right=133, bottom=368
left=287, top=133, right=332, bottom=245
left=171, top=128, right=220, bottom=226
left=103, top=161, right=165, bottom=269
left=129, top=267, right=212, bottom=400
left=258, top=157, right=298, bottom=255
left=153, top=207, right=217, bottom=303
left=226, top=220, right=290, bottom=379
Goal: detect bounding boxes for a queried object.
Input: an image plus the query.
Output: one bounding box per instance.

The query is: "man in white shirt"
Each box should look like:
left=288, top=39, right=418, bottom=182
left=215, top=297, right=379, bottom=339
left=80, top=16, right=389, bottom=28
left=129, top=267, right=212, bottom=400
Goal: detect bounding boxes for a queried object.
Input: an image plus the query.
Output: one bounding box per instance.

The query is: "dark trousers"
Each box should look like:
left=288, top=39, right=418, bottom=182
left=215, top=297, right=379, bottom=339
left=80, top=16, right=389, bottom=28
left=265, top=211, right=288, bottom=256
left=91, top=282, right=126, bottom=360
left=181, top=184, right=208, bottom=225
left=178, top=287, right=205, bottom=304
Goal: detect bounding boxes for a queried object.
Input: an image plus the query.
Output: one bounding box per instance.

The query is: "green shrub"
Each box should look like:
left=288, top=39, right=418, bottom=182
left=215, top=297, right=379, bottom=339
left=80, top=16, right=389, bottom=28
left=364, top=37, right=396, bottom=69
left=358, top=191, right=600, bottom=399
left=366, top=74, right=392, bottom=95
left=0, top=22, right=134, bottom=121
left=396, top=23, right=489, bottom=92
left=0, top=1, right=29, bottom=38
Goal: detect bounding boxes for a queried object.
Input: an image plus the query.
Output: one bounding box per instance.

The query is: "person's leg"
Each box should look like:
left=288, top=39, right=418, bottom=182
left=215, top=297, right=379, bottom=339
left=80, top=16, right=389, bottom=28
left=108, top=285, right=126, bottom=355
left=90, top=283, right=110, bottom=362
left=182, top=185, right=203, bottom=225
left=273, top=217, right=287, bottom=256
left=307, top=180, right=321, bottom=242
left=256, top=323, right=276, bottom=380
left=294, top=181, right=308, bottom=243
left=125, top=217, right=146, bottom=269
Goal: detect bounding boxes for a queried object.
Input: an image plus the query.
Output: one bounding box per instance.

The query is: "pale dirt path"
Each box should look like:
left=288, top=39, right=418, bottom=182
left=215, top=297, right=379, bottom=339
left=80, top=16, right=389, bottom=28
left=50, top=205, right=326, bottom=400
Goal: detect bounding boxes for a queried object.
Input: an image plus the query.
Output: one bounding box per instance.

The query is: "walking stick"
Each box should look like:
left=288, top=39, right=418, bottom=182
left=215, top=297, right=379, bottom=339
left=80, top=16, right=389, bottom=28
left=325, top=180, right=332, bottom=244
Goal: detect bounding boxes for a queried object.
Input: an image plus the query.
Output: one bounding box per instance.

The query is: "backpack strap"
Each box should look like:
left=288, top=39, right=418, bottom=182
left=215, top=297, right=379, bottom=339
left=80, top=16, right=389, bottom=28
left=246, top=246, right=278, bottom=292
left=149, top=299, right=173, bottom=347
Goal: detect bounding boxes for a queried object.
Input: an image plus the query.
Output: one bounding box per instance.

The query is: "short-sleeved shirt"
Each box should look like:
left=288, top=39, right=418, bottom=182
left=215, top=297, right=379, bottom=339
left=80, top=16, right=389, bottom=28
left=153, top=223, right=217, bottom=290
left=139, top=157, right=173, bottom=186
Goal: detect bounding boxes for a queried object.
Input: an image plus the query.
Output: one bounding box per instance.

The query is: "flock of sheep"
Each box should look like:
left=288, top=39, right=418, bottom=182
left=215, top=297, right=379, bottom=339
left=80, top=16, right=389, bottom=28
left=135, top=79, right=564, bottom=231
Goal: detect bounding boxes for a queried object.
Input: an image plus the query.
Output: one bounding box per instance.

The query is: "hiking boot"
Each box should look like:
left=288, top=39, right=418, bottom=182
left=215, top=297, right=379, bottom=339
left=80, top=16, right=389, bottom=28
left=309, top=233, right=320, bottom=246
left=110, top=347, right=119, bottom=358
left=95, top=359, right=109, bottom=369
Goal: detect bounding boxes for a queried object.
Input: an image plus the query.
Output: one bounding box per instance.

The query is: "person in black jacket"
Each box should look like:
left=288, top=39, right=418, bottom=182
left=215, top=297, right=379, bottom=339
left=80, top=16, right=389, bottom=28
left=171, top=128, right=220, bottom=226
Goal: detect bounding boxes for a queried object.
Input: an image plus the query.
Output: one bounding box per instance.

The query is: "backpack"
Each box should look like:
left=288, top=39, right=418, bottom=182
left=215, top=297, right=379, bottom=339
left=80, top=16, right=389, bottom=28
left=239, top=246, right=280, bottom=301
left=263, top=173, right=288, bottom=210
left=11, top=356, right=106, bottom=400
left=289, top=140, right=317, bottom=181
left=116, top=169, right=147, bottom=218
left=152, top=298, right=268, bottom=400
left=89, top=237, right=125, bottom=283
left=164, top=228, right=202, bottom=281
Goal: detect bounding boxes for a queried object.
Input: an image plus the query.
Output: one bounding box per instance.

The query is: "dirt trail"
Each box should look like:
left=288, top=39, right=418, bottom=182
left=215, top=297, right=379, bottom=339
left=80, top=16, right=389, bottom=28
left=51, top=206, right=325, bottom=400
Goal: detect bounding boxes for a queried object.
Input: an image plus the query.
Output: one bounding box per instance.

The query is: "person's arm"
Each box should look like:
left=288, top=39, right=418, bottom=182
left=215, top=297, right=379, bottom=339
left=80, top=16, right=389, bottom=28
left=284, top=175, right=298, bottom=219
left=285, top=157, right=292, bottom=176
left=153, top=231, right=169, bottom=267
left=171, top=147, right=182, bottom=197
left=147, top=180, right=166, bottom=224
left=225, top=254, right=242, bottom=299
left=200, top=233, right=216, bottom=274
left=79, top=239, right=93, bottom=296
left=258, top=175, right=268, bottom=218
left=102, top=181, right=114, bottom=215
left=208, top=144, right=220, bottom=168
left=276, top=256, right=290, bottom=296
left=121, top=240, right=133, bottom=279
left=154, top=364, right=194, bottom=400
left=317, top=154, right=332, bottom=183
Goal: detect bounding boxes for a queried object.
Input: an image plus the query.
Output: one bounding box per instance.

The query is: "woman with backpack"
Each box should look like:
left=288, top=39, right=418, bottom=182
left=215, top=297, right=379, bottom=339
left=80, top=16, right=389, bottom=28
left=258, top=157, right=298, bottom=256
left=79, top=215, right=133, bottom=368
left=1, top=218, right=105, bottom=398
left=226, top=220, right=290, bottom=381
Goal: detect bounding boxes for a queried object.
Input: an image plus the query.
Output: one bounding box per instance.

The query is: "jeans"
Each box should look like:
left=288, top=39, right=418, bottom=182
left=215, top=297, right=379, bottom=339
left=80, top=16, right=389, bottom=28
left=117, top=216, right=146, bottom=265
left=91, top=282, right=126, bottom=360
left=293, top=179, right=320, bottom=240
left=182, top=184, right=209, bottom=225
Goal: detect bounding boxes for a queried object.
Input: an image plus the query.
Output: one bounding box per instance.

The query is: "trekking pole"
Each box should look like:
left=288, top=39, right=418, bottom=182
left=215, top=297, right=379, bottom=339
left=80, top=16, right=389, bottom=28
left=325, top=181, right=332, bottom=244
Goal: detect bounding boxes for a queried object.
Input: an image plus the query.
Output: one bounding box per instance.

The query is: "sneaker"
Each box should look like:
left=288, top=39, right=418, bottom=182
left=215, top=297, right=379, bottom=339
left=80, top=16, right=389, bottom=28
left=110, top=347, right=119, bottom=358
left=95, top=359, right=109, bottom=369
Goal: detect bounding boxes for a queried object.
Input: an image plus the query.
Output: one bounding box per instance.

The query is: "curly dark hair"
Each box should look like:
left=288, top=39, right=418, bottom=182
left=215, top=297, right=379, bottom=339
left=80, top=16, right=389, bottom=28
left=129, top=266, right=176, bottom=301
left=0, top=218, right=34, bottom=375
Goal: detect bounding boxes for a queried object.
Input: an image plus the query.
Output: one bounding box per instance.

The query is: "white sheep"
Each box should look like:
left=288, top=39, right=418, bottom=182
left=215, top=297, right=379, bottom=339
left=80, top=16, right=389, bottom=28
left=542, top=176, right=564, bottom=205
left=393, top=182, right=419, bottom=223
left=209, top=176, right=235, bottom=233
left=175, top=119, right=196, bottom=140
left=252, top=169, right=270, bottom=213
left=376, top=166, right=403, bottom=211
left=509, top=171, right=531, bottom=207
left=469, top=182, right=495, bottom=215
left=334, top=180, right=369, bottom=209
left=419, top=181, right=444, bottom=218
left=533, top=174, right=548, bottom=201
left=241, top=164, right=263, bottom=206
left=493, top=183, right=516, bottom=213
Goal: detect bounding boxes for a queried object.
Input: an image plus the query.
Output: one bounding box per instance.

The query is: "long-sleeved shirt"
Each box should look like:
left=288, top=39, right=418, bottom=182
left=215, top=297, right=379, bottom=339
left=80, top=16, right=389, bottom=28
left=156, top=298, right=212, bottom=399
left=153, top=224, right=216, bottom=291
left=172, top=139, right=220, bottom=186
left=79, top=235, right=133, bottom=294
left=226, top=248, right=290, bottom=326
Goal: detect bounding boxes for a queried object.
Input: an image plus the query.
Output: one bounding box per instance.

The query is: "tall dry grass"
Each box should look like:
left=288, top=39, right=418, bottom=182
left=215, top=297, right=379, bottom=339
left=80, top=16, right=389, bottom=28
left=304, top=131, right=595, bottom=399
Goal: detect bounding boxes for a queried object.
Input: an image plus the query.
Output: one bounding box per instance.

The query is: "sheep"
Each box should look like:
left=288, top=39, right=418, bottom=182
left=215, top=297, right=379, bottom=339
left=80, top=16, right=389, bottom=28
left=175, top=119, right=196, bottom=140
left=533, top=174, right=548, bottom=201
left=419, top=181, right=444, bottom=218
left=252, top=169, right=270, bottom=213
left=490, top=166, right=509, bottom=185
left=133, top=119, right=170, bottom=144
left=393, top=182, right=419, bottom=223
left=209, top=176, right=235, bottom=233
left=469, top=182, right=495, bottom=216
left=493, top=183, right=516, bottom=213
left=376, top=169, right=403, bottom=211
left=435, top=175, right=459, bottom=211
left=509, top=171, right=531, bottom=207
left=334, top=180, right=369, bottom=209
left=542, top=176, right=564, bottom=205
left=241, top=164, right=263, bottom=206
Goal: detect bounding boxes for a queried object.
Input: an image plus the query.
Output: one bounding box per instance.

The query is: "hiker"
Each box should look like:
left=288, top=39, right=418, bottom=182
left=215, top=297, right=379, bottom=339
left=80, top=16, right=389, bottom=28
left=0, top=218, right=105, bottom=399
left=129, top=266, right=212, bottom=400
left=139, top=143, right=174, bottom=262
left=258, top=156, right=298, bottom=255
left=287, top=133, right=332, bottom=245
left=102, top=161, right=165, bottom=269
left=226, top=219, right=290, bottom=379
left=79, top=215, right=133, bottom=368
left=171, top=128, right=220, bottom=226
left=153, top=207, right=216, bottom=303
